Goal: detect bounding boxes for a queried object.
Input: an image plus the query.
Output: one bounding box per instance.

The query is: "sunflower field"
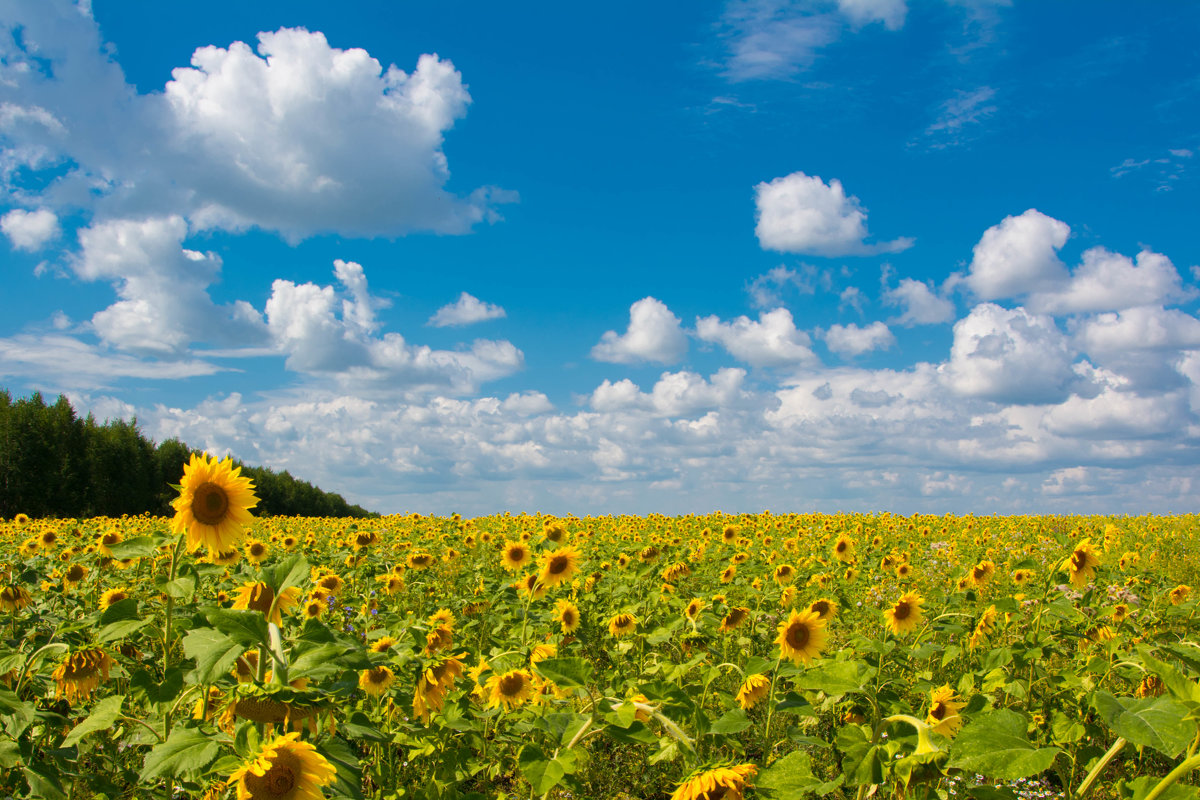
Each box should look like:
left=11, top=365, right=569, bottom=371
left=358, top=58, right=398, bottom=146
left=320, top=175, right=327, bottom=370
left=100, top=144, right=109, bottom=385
left=2, top=456, right=1200, bottom=800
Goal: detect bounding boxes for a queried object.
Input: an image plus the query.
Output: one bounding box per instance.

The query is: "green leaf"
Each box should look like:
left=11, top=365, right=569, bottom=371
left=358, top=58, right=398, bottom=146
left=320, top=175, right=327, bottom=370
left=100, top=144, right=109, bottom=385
left=1123, top=775, right=1200, bottom=800
left=62, top=695, right=125, bottom=748
left=343, top=711, right=388, bottom=742
left=206, top=608, right=271, bottom=649
left=947, top=709, right=1060, bottom=781
left=106, top=536, right=160, bottom=560
left=317, top=736, right=365, bottom=800
left=533, top=657, right=594, bottom=689
left=182, top=627, right=244, bottom=685
left=707, top=708, right=752, bottom=735
left=96, top=618, right=150, bottom=643
left=23, top=765, right=67, bottom=800
left=139, top=726, right=222, bottom=781
left=265, top=555, right=310, bottom=596
left=130, top=667, right=185, bottom=706
left=98, top=598, right=141, bottom=625
left=757, top=750, right=844, bottom=797
left=793, top=660, right=876, bottom=696
left=160, top=574, right=197, bottom=601
left=602, top=720, right=659, bottom=745
left=1092, top=692, right=1193, bottom=757
left=519, top=745, right=565, bottom=794
left=0, top=738, right=20, bottom=768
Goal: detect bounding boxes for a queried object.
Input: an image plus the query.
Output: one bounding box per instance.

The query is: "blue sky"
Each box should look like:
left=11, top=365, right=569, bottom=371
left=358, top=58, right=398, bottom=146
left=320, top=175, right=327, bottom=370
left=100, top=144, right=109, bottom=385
left=3, top=0, right=1199, bottom=515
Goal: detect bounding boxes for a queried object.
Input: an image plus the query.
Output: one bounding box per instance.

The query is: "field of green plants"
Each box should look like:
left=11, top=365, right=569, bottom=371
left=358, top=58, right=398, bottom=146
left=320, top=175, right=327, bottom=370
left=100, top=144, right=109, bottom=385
left=2, top=455, right=1200, bottom=800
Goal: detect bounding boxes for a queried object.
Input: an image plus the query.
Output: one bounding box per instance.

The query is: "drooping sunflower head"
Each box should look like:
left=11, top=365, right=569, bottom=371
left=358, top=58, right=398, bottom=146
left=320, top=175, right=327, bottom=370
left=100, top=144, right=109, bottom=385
left=1170, top=584, right=1192, bottom=605
left=52, top=647, right=114, bottom=704
left=407, top=552, right=434, bottom=570
left=608, top=613, right=638, bottom=638
left=358, top=666, right=395, bottom=697
left=775, top=609, right=828, bottom=665
left=233, top=582, right=300, bottom=626
left=735, top=674, right=772, bottom=711
left=684, top=598, right=705, bottom=621
left=670, top=763, right=757, bottom=800
left=718, top=606, right=751, bottom=634
left=228, top=731, right=336, bottom=800
left=0, top=585, right=32, bottom=613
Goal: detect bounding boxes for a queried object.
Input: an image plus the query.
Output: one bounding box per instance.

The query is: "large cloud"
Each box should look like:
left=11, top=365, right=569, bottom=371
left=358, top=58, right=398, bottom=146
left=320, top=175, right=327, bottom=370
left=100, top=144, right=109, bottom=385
left=0, top=5, right=509, bottom=240
left=965, top=209, right=1071, bottom=300
left=754, top=171, right=913, bottom=256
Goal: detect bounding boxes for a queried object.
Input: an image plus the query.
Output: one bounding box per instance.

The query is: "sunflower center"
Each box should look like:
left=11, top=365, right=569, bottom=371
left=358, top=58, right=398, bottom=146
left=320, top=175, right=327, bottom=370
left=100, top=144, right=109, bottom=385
left=929, top=702, right=946, bottom=721
left=1071, top=550, right=1088, bottom=570
left=893, top=601, right=912, bottom=621
left=563, top=610, right=576, bottom=625
left=248, top=585, right=276, bottom=615
left=252, top=754, right=297, bottom=798
left=812, top=601, right=830, bottom=617
left=250, top=543, right=266, bottom=557
left=192, top=482, right=231, bottom=525
left=510, top=547, right=526, bottom=560
left=66, top=565, right=86, bottom=582
left=548, top=555, right=570, bottom=575
left=786, top=622, right=811, bottom=649
left=499, top=673, right=526, bottom=697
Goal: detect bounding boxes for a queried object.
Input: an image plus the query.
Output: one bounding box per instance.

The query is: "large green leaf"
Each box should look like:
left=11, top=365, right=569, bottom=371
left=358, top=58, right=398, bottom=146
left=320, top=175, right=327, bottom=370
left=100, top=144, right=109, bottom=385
left=757, top=750, right=844, bottom=796
left=793, top=660, right=876, bottom=696
left=62, top=695, right=124, bottom=748
left=106, top=536, right=159, bottom=560
left=533, top=657, right=594, bottom=689
left=182, top=627, right=244, bottom=685
left=206, top=608, right=271, bottom=649
left=1092, top=692, right=1193, bottom=758
left=519, top=745, right=567, bottom=795
left=707, top=708, right=752, bottom=735
left=96, top=618, right=150, bottom=643
left=264, top=555, right=310, bottom=596
left=139, top=726, right=222, bottom=780
left=947, top=710, right=1060, bottom=781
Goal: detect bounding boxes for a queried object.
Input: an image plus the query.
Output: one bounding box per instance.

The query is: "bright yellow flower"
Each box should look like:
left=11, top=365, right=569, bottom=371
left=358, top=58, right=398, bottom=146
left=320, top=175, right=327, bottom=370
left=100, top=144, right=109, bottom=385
left=775, top=609, right=827, bottom=664
left=735, top=674, right=771, bottom=710
left=484, top=669, right=535, bottom=712
left=884, top=591, right=925, bottom=636
left=1063, top=539, right=1100, bottom=589
left=925, top=685, right=964, bottom=737
left=171, top=453, right=259, bottom=554
left=671, top=764, right=757, bottom=800
left=228, top=731, right=336, bottom=800
left=232, top=582, right=301, bottom=626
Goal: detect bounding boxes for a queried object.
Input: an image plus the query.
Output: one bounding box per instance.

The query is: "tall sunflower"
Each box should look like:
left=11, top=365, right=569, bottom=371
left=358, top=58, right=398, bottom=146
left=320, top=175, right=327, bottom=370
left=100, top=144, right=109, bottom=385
left=718, top=607, right=751, bottom=633
left=358, top=666, right=395, bottom=697
left=671, top=764, right=757, bottom=800
left=554, top=599, right=581, bottom=633
left=501, top=541, right=532, bottom=572
left=228, top=731, right=335, bottom=800
left=884, top=591, right=925, bottom=636
left=1063, top=539, right=1100, bottom=589
left=608, top=613, right=638, bottom=638
left=171, top=453, right=259, bottom=554
left=413, top=653, right=466, bottom=724
left=775, top=609, right=827, bottom=665
left=233, top=582, right=301, bottom=626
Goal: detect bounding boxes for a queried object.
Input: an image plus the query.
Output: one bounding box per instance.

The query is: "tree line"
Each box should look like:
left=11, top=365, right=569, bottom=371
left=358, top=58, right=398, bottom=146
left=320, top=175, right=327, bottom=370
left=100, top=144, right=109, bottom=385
left=0, top=390, right=376, bottom=519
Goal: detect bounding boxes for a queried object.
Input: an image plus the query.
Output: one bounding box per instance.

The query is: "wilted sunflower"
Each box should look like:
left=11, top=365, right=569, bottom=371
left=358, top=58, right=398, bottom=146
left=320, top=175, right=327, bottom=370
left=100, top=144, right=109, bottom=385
left=228, top=731, right=336, bottom=800
left=501, top=541, right=531, bottom=571
left=413, top=653, right=466, bottom=724
left=1063, top=539, right=1100, bottom=589
left=718, top=607, right=751, bottom=633
left=925, top=685, right=965, bottom=737
left=735, top=674, right=771, bottom=710
left=608, top=613, right=638, bottom=638
left=52, top=647, right=114, bottom=704
left=884, top=591, right=925, bottom=636
left=554, top=599, right=581, bottom=633
left=968, top=605, right=997, bottom=650
left=485, top=669, right=535, bottom=712
left=210, top=547, right=242, bottom=567
left=671, top=764, right=757, bottom=800
left=407, top=552, right=435, bottom=570
left=358, top=666, right=395, bottom=697
left=775, top=609, right=827, bottom=665
left=171, top=452, right=259, bottom=554
left=232, top=582, right=301, bottom=626
left=0, top=584, right=31, bottom=613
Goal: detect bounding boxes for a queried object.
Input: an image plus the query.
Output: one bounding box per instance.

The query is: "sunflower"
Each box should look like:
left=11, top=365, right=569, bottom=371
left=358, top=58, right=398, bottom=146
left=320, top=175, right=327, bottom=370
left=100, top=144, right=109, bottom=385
left=171, top=452, right=259, bottom=554
left=281, top=535, right=298, bottom=551
left=501, top=541, right=531, bottom=571
left=424, top=625, right=454, bottom=657
left=884, top=591, right=925, bottom=636
left=925, top=685, right=965, bottom=737
left=537, top=545, right=581, bottom=590
left=369, top=636, right=399, bottom=654
left=244, top=539, right=270, bottom=564
left=808, top=598, right=838, bottom=621
left=968, top=559, right=996, bottom=587
left=772, top=564, right=796, bottom=585
left=0, top=585, right=31, bottom=613
left=671, top=764, right=757, bottom=800
left=413, top=653, right=466, bottom=724
left=228, top=731, right=335, bottom=800
left=554, top=599, right=581, bottom=633
left=1011, top=568, right=1034, bottom=585
left=1063, top=539, right=1100, bottom=589
left=735, top=674, right=771, bottom=710
left=968, top=605, right=997, bottom=650
left=96, top=529, right=123, bottom=556
left=720, top=566, right=737, bottom=584
left=407, top=552, right=435, bottom=570
left=718, top=607, right=751, bottom=633
left=485, top=669, right=535, bottom=712
left=775, top=609, right=827, bottom=664
left=608, top=613, right=638, bottom=638
left=62, top=563, right=88, bottom=590
left=358, top=666, right=395, bottom=697
left=684, top=598, right=705, bottom=621
left=515, top=572, right=548, bottom=600
left=1170, top=585, right=1192, bottom=605
left=302, top=598, right=324, bottom=619
left=314, top=573, right=344, bottom=597
left=99, top=587, right=130, bottom=610
left=52, top=647, right=114, bottom=704
left=832, top=535, right=855, bottom=564
left=210, top=548, right=242, bottom=566
left=232, top=582, right=301, bottom=626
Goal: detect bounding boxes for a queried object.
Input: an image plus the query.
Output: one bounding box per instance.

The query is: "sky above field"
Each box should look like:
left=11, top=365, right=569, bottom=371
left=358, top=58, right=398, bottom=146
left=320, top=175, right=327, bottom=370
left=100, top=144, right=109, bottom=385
left=2, top=1, right=1200, bottom=516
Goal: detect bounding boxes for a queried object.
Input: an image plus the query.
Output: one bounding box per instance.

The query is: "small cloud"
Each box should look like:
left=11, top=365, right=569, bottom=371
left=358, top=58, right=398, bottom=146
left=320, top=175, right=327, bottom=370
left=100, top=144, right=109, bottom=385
left=884, top=277, right=956, bottom=326
left=428, top=292, right=507, bottom=328
left=923, top=86, right=997, bottom=149
left=745, top=265, right=816, bottom=308
left=754, top=171, right=913, bottom=257
left=591, top=297, right=688, bottom=365
left=823, top=321, right=895, bottom=357
left=1, top=208, right=61, bottom=251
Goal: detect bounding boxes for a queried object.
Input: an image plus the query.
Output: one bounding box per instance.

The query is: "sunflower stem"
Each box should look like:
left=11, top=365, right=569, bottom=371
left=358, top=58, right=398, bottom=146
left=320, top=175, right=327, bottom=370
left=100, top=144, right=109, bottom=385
left=761, top=655, right=784, bottom=763
left=161, top=533, right=185, bottom=741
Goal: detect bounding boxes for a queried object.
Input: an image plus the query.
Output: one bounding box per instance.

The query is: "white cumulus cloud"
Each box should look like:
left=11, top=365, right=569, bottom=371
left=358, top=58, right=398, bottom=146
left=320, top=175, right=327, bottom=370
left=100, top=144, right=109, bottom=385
left=884, top=277, right=956, bottom=325
left=754, top=171, right=912, bottom=257
left=965, top=209, right=1070, bottom=300
left=695, top=307, right=818, bottom=367
left=591, top=297, right=688, bottom=365
left=428, top=292, right=507, bottom=327
left=1, top=208, right=59, bottom=250
left=1027, top=247, right=1185, bottom=314
left=823, top=321, right=896, bottom=357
